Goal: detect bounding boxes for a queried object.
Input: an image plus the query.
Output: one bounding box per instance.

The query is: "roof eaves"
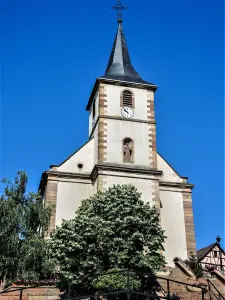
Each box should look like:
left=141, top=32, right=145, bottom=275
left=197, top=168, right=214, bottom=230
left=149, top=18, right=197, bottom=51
left=100, top=77, right=158, bottom=90
left=86, top=78, right=101, bottom=111
left=197, top=243, right=216, bottom=261
left=86, top=77, right=158, bottom=111
left=38, top=172, right=47, bottom=195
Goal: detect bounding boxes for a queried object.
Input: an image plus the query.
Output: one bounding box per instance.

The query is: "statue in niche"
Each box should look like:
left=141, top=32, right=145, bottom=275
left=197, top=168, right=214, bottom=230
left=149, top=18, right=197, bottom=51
left=123, top=138, right=133, bottom=162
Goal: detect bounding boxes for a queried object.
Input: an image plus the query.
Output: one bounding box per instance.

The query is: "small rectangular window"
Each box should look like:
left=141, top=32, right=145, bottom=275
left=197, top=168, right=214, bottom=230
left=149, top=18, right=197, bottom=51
left=214, top=251, right=217, bottom=258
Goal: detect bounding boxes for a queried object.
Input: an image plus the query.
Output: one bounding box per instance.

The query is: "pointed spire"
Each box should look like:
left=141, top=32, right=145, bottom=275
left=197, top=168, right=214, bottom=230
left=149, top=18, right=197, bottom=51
left=104, top=20, right=153, bottom=86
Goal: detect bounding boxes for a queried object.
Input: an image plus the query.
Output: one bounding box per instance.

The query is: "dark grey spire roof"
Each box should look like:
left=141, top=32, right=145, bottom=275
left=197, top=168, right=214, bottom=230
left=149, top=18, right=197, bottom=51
left=103, top=21, right=154, bottom=86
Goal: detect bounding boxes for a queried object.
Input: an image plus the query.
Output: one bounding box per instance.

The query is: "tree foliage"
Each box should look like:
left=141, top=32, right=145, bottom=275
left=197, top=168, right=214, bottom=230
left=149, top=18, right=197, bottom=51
left=49, top=184, right=166, bottom=289
left=92, top=269, right=141, bottom=291
left=184, top=253, right=203, bottom=279
left=0, top=172, right=53, bottom=285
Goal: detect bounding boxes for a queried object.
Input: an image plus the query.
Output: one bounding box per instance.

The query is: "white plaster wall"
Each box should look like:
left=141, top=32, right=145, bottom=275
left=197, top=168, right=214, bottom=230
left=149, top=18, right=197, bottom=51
left=201, top=245, right=225, bottom=265
left=106, top=85, right=154, bottom=120
left=89, top=90, right=99, bottom=135
left=56, top=181, right=92, bottom=226
left=106, top=119, right=149, bottom=166
left=93, top=123, right=99, bottom=165
left=160, top=190, right=188, bottom=266
left=157, top=154, right=183, bottom=183
left=93, top=178, right=98, bottom=194
left=105, top=175, right=154, bottom=205
left=57, top=139, right=94, bottom=173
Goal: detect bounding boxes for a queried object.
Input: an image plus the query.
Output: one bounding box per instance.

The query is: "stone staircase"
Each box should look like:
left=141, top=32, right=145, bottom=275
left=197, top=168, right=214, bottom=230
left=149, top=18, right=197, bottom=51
left=208, top=276, right=225, bottom=299
left=156, top=264, right=225, bottom=300
left=0, top=266, right=224, bottom=300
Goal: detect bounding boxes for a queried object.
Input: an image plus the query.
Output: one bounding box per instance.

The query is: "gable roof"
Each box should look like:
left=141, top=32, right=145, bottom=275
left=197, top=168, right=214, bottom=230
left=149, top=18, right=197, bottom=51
left=197, top=243, right=215, bottom=261
left=197, top=242, right=225, bottom=261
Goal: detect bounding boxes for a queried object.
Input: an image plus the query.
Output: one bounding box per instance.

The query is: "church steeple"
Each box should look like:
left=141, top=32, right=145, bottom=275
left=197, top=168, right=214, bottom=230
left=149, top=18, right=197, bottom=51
left=104, top=19, right=154, bottom=86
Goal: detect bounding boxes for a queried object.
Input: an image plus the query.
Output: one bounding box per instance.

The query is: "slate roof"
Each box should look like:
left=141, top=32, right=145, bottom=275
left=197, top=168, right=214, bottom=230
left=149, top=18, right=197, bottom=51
left=197, top=243, right=215, bottom=261
left=103, top=20, right=155, bottom=86
left=86, top=20, right=157, bottom=111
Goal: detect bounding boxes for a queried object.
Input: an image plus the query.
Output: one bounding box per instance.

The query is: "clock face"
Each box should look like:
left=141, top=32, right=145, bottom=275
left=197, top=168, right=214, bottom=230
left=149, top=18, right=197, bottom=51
left=121, top=107, right=134, bottom=119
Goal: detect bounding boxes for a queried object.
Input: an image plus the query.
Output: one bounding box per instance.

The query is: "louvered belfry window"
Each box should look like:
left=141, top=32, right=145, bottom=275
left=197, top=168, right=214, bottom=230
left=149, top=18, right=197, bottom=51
left=122, top=90, right=133, bottom=107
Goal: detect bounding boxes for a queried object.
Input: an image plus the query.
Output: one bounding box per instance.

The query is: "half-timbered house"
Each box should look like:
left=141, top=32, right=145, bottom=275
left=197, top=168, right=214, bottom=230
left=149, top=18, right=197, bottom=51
left=197, top=236, right=225, bottom=272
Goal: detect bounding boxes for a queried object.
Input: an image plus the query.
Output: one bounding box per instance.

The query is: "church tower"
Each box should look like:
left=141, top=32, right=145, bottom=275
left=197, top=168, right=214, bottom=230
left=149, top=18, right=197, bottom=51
left=39, top=13, right=196, bottom=267
left=86, top=19, right=160, bottom=210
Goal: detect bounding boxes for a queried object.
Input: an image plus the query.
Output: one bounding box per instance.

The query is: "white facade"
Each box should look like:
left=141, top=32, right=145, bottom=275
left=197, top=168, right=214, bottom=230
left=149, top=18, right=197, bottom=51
left=39, top=17, right=197, bottom=268
left=42, top=80, right=195, bottom=267
left=57, top=138, right=94, bottom=174
left=56, top=181, right=92, bottom=227
left=89, top=84, right=154, bottom=166
left=157, top=154, right=183, bottom=183
left=106, top=119, right=149, bottom=165
left=105, top=85, right=152, bottom=120
left=198, top=244, right=225, bottom=271
left=160, top=189, right=188, bottom=265
left=89, top=91, right=99, bottom=136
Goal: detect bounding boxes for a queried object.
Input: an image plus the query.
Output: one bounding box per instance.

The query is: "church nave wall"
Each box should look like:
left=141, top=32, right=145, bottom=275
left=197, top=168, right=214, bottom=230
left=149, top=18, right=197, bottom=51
left=57, top=138, right=95, bottom=174
left=160, top=189, right=188, bottom=266
left=157, top=153, right=184, bottom=183
left=55, top=181, right=92, bottom=227
left=100, top=174, right=156, bottom=206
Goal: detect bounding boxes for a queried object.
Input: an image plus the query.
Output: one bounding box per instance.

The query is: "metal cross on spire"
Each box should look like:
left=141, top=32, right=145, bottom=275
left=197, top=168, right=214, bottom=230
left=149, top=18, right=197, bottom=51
left=112, top=0, right=128, bottom=23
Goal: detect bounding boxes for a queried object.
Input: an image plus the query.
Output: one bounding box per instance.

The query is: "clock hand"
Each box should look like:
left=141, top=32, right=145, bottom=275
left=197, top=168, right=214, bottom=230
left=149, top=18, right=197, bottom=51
left=124, top=108, right=129, bottom=114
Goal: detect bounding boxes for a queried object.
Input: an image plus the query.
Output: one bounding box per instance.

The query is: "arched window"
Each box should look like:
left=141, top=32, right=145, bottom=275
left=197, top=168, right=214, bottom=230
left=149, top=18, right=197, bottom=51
left=123, top=138, right=134, bottom=163
left=121, top=90, right=134, bottom=107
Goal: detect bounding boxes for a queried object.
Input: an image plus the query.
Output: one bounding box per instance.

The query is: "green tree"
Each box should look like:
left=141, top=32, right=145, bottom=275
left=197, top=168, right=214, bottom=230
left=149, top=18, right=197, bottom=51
left=49, top=185, right=166, bottom=290
left=185, top=253, right=203, bottom=279
left=0, top=171, right=53, bottom=286
left=92, top=268, right=141, bottom=291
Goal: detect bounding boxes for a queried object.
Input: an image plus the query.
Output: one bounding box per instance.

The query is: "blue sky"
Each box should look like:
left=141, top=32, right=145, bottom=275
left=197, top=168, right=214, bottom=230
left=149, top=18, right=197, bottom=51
left=1, top=0, right=224, bottom=249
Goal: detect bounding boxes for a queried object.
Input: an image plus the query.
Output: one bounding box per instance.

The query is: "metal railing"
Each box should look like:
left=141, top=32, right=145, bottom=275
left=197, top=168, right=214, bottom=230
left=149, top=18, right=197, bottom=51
left=64, top=269, right=207, bottom=300
left=0, top=285, right=48, bottom=300
left=0, top=270, right=210, bottom=300
left=207, top=279, right=225, bottom=300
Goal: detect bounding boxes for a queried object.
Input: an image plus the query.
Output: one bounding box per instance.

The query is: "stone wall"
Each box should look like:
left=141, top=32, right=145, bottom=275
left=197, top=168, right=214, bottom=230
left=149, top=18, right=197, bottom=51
left=1, top=272, right=224, bottom=300
left=0, top=287, right=60, bottom=300
left=158, top=266, right=224, bottom=300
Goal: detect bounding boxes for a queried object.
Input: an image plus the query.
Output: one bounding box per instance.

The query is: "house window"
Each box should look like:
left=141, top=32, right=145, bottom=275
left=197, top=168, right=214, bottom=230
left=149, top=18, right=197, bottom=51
left=123, top=138, right=134, bottom=163
left=214, top=251, right=217, bottom=258
left=121, top=90, right=134, bottom=107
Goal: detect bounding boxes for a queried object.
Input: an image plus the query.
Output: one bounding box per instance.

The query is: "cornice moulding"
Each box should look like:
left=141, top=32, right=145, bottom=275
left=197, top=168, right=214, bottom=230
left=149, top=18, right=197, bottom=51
left=91, top=163, right=163, bottom=183
left=159, top=181, right=194, bottom=189
left=46, top=170, right=90, bottom=180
